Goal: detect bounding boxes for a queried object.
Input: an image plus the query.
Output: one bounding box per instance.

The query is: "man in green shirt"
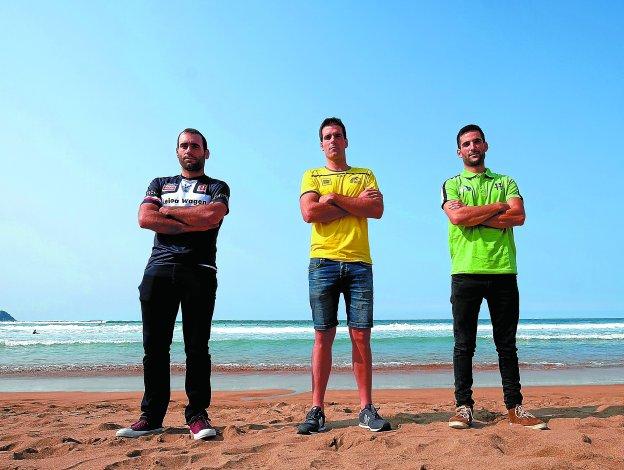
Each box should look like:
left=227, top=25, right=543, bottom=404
left=441, top=124, right=546, bottom=430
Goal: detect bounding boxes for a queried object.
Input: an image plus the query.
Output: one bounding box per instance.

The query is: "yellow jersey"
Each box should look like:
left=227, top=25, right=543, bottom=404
left=300, top=167, right=379, bottom=264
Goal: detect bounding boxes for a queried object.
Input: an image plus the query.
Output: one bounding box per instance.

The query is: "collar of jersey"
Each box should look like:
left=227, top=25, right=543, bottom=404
left=461, top=168, right=494, bottom=179
left=179, top=174, right=207, bottom=180
left=323, top=166, right=351, bottom=173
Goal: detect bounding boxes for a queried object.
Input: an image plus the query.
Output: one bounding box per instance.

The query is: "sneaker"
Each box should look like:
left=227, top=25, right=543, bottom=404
left=508, top=404, right=548, bottom=430
left=297, top=406, right=326, bottom=434
left=358, top=404, right=391, bottom=432
left=116, top=418, right=164, bottom=438
left=188, top=415, right=217, bottom=439
left=448, top=405, right=473, bottom=429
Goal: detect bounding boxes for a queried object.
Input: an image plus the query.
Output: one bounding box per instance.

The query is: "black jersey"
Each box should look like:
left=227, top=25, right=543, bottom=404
left=141, top=175, right=230, bottom=270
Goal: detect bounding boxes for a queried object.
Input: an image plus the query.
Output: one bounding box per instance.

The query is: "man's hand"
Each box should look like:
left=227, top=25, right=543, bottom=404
left=358, top=188, right=383, bottom=200
left=446, top=200, right=465, bottom=210
left=300, top=192, right=348, bottom=223
left=319, top=193, right=336, bottom=205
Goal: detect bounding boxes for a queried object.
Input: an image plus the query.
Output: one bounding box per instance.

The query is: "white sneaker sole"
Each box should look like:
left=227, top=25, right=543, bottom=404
left=191, top=428, right=217, bottom=439
left=448, top=421, right=471, bottom=429
left=359, top=423, right=390, bottom=432
left=510, top=422, right=548, bottom=430
left=116, top=427, right=164, bottom=438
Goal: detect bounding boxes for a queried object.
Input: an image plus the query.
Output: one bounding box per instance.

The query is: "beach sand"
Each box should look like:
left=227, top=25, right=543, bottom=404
left=1, top=385, right=623, bottom=469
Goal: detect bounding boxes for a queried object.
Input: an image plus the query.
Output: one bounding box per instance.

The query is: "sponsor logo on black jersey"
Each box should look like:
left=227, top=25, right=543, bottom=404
left=196, top=184, right=207, bottom=193
left=162, top=183, right=177, bottom=192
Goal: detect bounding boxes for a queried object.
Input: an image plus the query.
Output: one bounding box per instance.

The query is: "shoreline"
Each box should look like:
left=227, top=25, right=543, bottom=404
left=2, top=366, right=624, bottom=393
left=2, top=361, right=623, bottom=377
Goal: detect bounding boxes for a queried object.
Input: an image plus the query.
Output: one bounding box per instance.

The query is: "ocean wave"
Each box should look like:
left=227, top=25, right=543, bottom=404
left=211, top=326, right=315, bottom=335
left=3, top=332, right=623, bottom=347
left=3, top=360, right=623, bottom=377
left=517, top=322, right=624, bottom=331
left=0, top=325, right=140, bottom=334
left=516, top=333, right=624, bottom=340
left=211, top=323, right=456, bottom=336
left=1, top=339, right=142, bottom=347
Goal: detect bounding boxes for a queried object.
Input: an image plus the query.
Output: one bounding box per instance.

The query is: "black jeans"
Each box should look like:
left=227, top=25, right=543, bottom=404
left=138, top=263, right=217, bottom=425
left=451, top=274, right=522, bottom=410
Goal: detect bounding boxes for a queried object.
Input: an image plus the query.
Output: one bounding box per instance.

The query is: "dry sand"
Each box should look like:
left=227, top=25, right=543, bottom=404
left=1, top=385, right=623, bottom=469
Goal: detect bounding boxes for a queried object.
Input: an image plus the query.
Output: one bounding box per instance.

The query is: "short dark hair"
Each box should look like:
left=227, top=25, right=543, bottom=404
left=177, top=128, right=207, bottom=151
left=319, top=117, right=347, bottom=141
left=456, top=124, right=485, bottom=148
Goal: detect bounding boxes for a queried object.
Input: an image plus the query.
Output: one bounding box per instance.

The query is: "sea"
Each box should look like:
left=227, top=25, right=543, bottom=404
left=2, top=318, right=623, bottom=392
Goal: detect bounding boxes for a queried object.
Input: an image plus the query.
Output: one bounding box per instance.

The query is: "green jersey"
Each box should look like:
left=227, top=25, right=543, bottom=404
left=441, top=168, right=522, bottom=274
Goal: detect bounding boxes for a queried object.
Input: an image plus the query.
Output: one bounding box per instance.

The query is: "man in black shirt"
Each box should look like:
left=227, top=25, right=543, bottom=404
left=117, top=128, right=230, bottom=440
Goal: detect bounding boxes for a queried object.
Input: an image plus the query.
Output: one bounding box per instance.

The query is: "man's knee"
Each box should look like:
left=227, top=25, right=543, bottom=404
left=453, top=342, right=476, bottom=357
left=494, top=343, right=518, bottom=357
left=314, top=327, right=336, bottom=346
left=185, top=343, right=209, bottom=357
left=349, top=327, right=371, bottom=342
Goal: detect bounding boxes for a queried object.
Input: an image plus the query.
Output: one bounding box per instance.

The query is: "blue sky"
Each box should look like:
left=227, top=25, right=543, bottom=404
left=1, top=1, right=622, bottom=321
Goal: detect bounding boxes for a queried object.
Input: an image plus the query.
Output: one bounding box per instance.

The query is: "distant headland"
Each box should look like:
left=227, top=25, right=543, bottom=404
left=0, top=310, right=16, bottom=321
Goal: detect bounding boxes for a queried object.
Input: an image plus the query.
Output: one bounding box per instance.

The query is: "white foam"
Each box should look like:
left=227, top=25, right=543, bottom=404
left=1, top=339, right=141, bottom=347
left=517, top=333, right=624, bottom=340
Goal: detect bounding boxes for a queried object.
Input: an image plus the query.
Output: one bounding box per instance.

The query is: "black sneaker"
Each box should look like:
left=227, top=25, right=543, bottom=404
left=297, top=406, right=326, bottom=434
left=115, top=417, right=164, bottom=437
left=358, top=404, right=390, bottom=432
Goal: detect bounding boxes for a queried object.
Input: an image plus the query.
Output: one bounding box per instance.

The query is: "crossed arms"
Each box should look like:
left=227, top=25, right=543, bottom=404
left=300, top=188, right=384, bottom=223
left=443, top=197, right=525, bottom=229
left=138, top=202, right=228, bottom=234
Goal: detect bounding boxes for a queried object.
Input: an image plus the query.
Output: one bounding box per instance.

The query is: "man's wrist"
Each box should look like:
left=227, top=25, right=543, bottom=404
left=323, top=193, right=337, bottom=205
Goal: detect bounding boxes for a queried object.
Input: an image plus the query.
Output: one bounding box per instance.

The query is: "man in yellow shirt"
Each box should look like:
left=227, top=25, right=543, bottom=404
left=297, top=117, right=389, bottom=434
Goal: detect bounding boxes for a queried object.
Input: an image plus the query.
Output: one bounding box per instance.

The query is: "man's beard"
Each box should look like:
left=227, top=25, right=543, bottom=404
left=183, top=161, right=203, bottom=171
left=464, top=152, right=485, bottom=167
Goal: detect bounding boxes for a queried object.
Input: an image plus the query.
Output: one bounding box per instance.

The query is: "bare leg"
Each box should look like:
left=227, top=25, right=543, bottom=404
left=311, top=327, right=336, bottom=409
left=349, top=327, right=372, bottom=409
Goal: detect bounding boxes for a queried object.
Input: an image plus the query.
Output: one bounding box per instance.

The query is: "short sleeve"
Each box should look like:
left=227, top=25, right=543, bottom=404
left=506, top=178, right=522, bottom=200
left=300, top=170, right=319, bottom=196
left=365, top=170, right=379, bottom=190
left=142, top=178, right=162, bottom=207
left=211, top=181, right=230, bottom=213
left=441, top=178, right=459, bottom=209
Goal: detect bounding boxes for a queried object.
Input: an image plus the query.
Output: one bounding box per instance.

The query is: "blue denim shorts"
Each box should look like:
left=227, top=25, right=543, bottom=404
left=308, top=258, right=374, bottom=330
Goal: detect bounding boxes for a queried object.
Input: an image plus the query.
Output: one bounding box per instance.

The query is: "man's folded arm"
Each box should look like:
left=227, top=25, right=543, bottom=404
left=480, top=197, right=525, bottom=229
left=300, top=192, right=348, bottom=223
left=138, top=203, right=197, bottom=234
left=443, top=200, right=509, bottom=227
left=160, top=202, right=227, bottom=229
left=323, top=188, right=384, bottom=219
